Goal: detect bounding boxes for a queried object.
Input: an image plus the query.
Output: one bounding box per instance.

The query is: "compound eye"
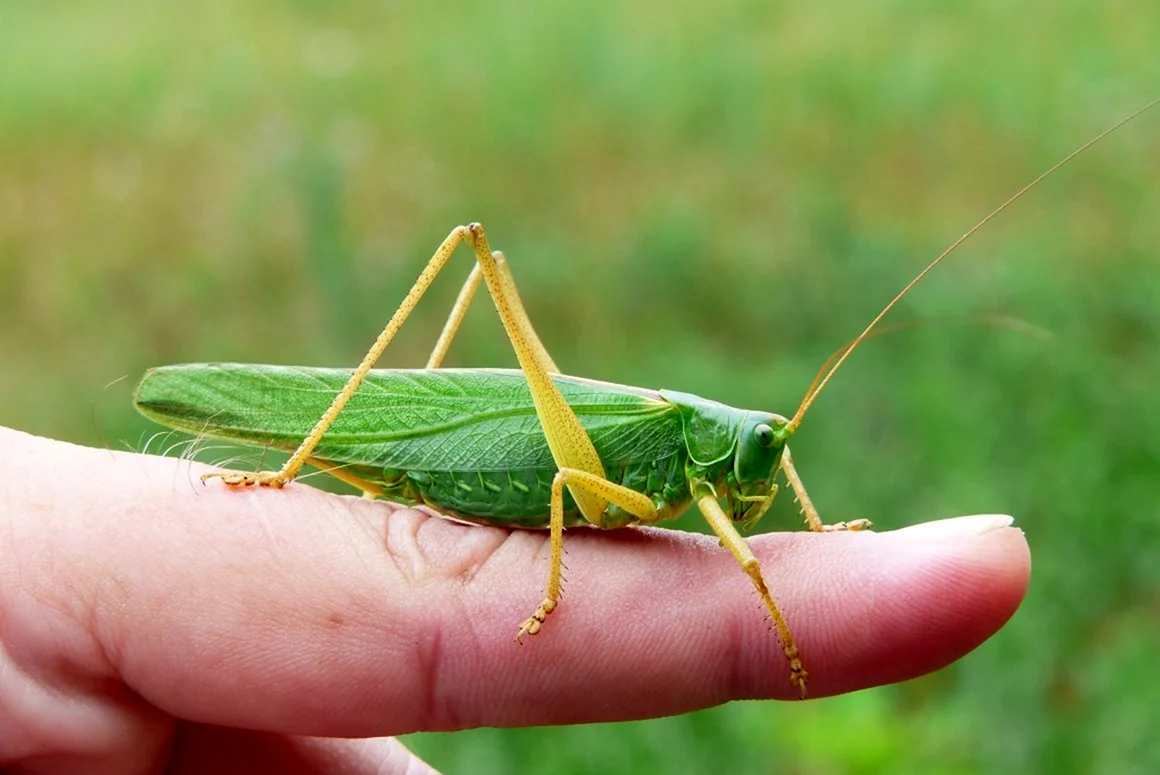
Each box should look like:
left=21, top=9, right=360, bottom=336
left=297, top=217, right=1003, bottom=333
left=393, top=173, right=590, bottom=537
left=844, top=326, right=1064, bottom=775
left=754, top=423, right=775, bottom=447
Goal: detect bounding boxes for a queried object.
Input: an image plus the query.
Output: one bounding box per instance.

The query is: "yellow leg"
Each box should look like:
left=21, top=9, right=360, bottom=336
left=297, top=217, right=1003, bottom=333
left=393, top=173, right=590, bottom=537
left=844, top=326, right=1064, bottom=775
left=424, top=254, right=560, bottom=372
left=305, top=457, right=384, bottom=499
left=426, top=264, right=483, bottom=369
left=693, top=478, right=809, bottom=699
left=781, top=446, right=872, bottom=533
left=516, top=467, right=658, bottom=642
left=204, top=226, right=476, bottom=489
left=205, top=224, right=605, bottom=526
left=493, top=253, right=560, bottom=374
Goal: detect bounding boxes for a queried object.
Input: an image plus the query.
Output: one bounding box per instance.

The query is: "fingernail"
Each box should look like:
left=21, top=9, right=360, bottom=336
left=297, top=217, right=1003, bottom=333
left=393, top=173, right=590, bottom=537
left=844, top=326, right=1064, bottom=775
left=893, top=514, right=1016, bottom=541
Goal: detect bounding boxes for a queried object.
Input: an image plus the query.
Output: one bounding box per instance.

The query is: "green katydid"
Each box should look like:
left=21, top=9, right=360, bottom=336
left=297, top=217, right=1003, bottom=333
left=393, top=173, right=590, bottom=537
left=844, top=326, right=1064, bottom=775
left=134, top=100, right=1157, bottom=699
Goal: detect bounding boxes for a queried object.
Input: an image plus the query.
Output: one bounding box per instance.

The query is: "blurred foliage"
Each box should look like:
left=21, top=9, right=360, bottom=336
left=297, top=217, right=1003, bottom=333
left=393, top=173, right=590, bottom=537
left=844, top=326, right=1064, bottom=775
left=3, top=1, right=1159, bottom=773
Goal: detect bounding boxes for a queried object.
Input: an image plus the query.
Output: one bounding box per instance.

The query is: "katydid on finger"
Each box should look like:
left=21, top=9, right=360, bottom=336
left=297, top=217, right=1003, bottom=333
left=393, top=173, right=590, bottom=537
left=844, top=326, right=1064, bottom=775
left=133, top=100, right=1157, bottom=699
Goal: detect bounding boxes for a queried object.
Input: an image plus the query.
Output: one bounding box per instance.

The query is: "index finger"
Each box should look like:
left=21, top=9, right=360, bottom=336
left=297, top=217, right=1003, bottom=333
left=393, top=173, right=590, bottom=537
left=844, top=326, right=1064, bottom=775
left=1, top=428, right=1029, bottom=739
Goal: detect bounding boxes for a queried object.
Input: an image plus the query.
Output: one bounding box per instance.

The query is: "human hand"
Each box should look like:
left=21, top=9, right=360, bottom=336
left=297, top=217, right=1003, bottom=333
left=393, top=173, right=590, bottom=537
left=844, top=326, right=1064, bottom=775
left=0, top=426, right=1029, bottom=774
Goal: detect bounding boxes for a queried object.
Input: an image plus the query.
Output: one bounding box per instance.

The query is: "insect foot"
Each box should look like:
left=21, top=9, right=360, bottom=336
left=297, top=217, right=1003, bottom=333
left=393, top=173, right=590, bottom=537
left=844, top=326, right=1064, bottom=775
left=514, top=598, right=557, bottom=643
left=820, top=518, right=873, bottom=532
left=200, top=469, right=288, bottom=488
left=785, top=643, right=809, bottom=700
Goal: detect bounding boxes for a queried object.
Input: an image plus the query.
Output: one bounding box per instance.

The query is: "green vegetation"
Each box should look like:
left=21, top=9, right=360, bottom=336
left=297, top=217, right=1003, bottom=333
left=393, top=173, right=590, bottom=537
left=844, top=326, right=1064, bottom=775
left=2, top=1, right=1158, bottom=772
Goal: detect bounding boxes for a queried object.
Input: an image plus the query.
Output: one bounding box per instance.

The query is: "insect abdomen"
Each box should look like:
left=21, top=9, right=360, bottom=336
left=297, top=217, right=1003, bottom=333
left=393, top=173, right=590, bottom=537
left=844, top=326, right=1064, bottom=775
left=401, top=467, right=587, bottom=528
left=379, top=450, right=692, bottom=529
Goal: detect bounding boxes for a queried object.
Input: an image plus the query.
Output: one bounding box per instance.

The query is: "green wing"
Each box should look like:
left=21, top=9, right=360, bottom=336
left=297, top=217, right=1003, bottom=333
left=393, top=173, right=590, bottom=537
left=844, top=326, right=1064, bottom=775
left=134, top=364, right=685, bottom=471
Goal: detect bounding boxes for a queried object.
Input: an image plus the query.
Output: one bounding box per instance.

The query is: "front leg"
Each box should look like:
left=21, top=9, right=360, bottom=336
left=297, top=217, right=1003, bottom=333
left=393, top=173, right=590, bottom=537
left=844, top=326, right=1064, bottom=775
left=692, top=478, right=809, bottom=699
left=780, top=446, right=872, bottom=533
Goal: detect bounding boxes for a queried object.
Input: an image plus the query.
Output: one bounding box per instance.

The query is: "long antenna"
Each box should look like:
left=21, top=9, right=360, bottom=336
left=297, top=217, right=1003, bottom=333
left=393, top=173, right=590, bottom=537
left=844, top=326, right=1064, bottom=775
left=788, top=97, right=1160, bottom=432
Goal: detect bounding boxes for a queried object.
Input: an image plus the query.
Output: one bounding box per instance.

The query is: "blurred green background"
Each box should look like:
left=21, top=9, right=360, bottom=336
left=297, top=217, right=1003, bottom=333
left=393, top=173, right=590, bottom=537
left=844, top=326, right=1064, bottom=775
left=3, top=1, right=1158, bottom=772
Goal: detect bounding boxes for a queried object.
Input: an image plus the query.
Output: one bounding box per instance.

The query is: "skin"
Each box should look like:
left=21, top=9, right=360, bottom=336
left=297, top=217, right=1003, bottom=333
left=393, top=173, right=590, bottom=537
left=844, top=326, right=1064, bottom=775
left=0, top=426, right=1030, bottom=774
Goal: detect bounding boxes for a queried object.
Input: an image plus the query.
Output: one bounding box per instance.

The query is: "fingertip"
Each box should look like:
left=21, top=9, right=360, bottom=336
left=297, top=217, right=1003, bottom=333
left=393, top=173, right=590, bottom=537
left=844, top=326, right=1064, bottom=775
left=788, top=514, right=1031, bottom=697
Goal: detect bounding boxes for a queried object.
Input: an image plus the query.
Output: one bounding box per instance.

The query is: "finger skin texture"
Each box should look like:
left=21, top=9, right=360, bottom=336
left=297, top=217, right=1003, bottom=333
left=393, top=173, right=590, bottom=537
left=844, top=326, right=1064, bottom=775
left=0, top=427, right=1030, bottom=772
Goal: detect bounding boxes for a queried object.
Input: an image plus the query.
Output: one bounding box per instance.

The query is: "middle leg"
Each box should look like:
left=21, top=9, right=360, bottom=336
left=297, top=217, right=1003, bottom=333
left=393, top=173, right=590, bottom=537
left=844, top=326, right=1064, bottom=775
left=516, top=467, right=658, bottom=641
